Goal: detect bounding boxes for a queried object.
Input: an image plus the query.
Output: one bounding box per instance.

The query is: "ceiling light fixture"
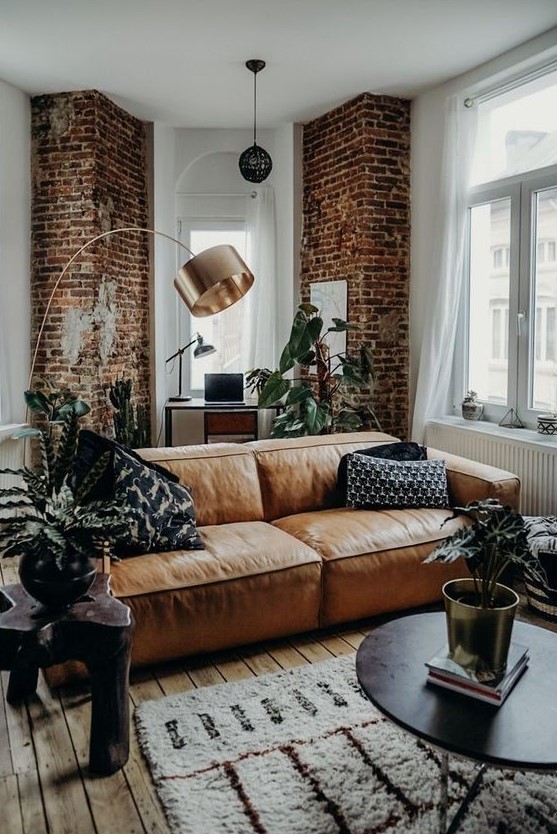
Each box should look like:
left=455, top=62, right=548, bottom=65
left=239, top=59, right=273, bottom=184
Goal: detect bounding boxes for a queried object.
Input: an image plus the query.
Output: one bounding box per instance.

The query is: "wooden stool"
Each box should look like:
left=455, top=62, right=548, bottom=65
left=0, top=573, right=134, bottom=775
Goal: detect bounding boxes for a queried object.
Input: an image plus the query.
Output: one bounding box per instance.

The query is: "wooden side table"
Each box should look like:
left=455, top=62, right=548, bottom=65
left=0, top=573, right=134, bottom=775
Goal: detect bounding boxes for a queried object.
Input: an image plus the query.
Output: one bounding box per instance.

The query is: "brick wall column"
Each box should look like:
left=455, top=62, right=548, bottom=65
left=301, top=93, right=411, bottom=439
left=31, top=90, right=150, bottom=437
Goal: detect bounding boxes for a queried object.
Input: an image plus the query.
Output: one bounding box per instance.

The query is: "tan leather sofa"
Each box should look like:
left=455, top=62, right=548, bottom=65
left=46, top=430, right=520, bottom=686
left=107, top=430, right=519, bottom=671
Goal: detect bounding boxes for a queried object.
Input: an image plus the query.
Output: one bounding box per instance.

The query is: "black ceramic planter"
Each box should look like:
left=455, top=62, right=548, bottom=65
left=18, top=553, right=97, bottom=609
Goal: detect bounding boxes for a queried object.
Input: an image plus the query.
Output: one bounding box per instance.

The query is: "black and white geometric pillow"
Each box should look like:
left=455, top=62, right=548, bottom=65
left=113, top=448, right=204, bottom=556
left=346, top=454, right=449, bottom=510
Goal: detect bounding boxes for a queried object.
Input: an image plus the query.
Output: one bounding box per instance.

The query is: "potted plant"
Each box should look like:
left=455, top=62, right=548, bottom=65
left=425, top=499, right=543, bottom=676
left=461, top=390, right=483, bottom=421
left=246, top=303, right=380, bottom=437
left=0, top=409, right=133, bottom=609
left=108, top=377, right=149, bottom=448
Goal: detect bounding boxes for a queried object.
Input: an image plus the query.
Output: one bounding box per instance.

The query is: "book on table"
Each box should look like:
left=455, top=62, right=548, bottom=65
left=425, top=641, right=529, bottom=705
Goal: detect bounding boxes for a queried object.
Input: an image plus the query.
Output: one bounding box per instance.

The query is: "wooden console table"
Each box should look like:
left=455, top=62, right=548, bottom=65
left=164, top=398, right=281, bottom=446
left=0, top=573, right=134, bottom=775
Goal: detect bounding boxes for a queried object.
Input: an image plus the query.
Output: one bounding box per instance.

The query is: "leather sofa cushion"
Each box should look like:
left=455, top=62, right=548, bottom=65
left=428, top=448, right=520, bottom=508
left=138, top=444, right=264, bottom=526
left=108, top=521, right=322, bottom=668
left=273, top=507, right=468, bottom=626
left=248, top=431, right=399, bottom=520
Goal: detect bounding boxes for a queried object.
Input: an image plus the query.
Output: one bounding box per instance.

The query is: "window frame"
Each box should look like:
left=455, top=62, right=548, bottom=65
left=176, top=217, right=249, bottom=398
left=454, top=162, right=557, bottom=428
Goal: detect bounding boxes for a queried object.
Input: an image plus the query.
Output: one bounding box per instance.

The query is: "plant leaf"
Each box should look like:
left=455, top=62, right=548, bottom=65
left=304, top=397, right=330, bottom=434
left=285, top=383, right=312, bottom=405
left=258, top=372, right=291, bottom=407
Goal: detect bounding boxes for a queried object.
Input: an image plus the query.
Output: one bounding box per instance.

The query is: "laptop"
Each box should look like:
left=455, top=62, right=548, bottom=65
left=204, top=373, right=245, bottom=405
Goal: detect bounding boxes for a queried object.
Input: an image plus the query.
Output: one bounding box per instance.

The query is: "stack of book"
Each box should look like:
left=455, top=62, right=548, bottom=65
left=425, top=642, right=529, bottom=705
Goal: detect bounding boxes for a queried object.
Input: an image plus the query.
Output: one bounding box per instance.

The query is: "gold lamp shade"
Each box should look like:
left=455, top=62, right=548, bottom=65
left=175, top=244, right=254, bottom=317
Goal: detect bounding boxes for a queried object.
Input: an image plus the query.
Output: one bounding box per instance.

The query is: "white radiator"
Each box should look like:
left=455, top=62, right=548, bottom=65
left=426, top=419, right=557, bottom=516
left=0, top=433, right=25, bottom=518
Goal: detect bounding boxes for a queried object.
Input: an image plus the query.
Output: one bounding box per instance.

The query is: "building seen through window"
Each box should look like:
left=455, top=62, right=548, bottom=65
left=463, top=69, right=557, bottom=423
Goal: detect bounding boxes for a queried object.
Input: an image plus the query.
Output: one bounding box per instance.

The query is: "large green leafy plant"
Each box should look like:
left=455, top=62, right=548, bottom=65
left=0, top=410, right=132, bottom=572
left=425, top=499, right=543, bottom=608
left=247, top=303, right=381, bottom=437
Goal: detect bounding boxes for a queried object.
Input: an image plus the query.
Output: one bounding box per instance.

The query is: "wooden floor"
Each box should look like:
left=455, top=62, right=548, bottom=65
left=0, top=555, right=555, bottom=834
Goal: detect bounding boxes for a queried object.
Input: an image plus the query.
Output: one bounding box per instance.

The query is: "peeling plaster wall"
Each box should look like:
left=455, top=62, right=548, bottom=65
left=31, top=91, right=150, bottom=435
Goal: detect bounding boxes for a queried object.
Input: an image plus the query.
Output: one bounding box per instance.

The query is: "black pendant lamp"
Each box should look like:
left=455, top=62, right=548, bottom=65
left=239, top=59, right=273, bottom=184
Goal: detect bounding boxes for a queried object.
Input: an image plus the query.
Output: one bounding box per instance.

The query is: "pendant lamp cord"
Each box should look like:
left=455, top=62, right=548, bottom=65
left=253, top=69, right=257, bottom=146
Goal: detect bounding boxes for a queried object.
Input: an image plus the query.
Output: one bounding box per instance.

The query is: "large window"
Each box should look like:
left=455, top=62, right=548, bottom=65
left=459, top=70, right=557, bottom=425
left=178, top=222, right=250, bottom=394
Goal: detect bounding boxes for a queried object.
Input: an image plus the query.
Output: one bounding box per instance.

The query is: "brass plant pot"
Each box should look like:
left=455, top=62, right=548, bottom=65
left=442, top=578, right=519, bottom=676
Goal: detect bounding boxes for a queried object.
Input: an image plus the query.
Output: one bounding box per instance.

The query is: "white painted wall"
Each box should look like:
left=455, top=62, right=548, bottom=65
left=410, top=25, right=557, bottom=420
left=0, top=79, right=30, bottom=426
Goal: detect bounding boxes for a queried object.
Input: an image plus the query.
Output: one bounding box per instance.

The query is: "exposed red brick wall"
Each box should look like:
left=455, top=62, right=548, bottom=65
left=31, top=90, right=150, bottom=438
left=301, top=93, right=410, bottom=439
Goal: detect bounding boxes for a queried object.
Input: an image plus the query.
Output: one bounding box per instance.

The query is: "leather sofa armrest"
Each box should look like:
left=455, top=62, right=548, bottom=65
left=427, top=448, right=520, bottom=509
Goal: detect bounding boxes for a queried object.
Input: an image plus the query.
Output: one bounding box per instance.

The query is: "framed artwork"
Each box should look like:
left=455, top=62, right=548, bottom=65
left=309, top=280, right=348, bottom=365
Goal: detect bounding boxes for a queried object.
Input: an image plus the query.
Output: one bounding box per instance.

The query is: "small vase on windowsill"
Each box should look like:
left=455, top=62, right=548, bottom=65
left=461, top=390, right=484, bottom=421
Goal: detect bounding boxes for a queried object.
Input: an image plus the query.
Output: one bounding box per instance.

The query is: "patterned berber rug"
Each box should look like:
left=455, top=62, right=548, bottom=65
left=135, top=655, right=557, bottom=834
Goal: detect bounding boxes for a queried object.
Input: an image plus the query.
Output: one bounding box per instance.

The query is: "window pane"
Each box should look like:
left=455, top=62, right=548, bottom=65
left=532, top=187, right=557, bottom=411
left=468, top=199, right=511, bottom=403
left=188, top=229, right=249, bottom=391
left=471, top=70, right=557, bottom=186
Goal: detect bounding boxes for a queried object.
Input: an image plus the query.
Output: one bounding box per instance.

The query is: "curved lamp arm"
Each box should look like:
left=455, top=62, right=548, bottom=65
left=29, top=226, right=254, bottom=388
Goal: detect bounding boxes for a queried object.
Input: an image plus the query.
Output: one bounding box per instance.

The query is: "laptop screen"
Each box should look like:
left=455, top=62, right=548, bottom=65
left=204, top=373, right=245, bottom=403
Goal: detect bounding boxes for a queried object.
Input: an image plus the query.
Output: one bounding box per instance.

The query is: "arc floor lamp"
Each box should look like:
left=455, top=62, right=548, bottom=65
left=29, top=227, right=255, bottom=398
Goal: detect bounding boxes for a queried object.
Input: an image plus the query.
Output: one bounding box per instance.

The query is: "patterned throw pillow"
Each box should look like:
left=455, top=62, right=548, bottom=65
left=337, top=441, right=427, bottom=504
left=346, top=454, right=449, bottom=510
left=72, top=429, right=179, bottom=502
left=113, top=448, right=204, bottom=556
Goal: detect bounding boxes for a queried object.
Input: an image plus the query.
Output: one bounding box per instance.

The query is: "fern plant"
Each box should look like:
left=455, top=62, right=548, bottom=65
left=0, top=410, right=132, bottom=571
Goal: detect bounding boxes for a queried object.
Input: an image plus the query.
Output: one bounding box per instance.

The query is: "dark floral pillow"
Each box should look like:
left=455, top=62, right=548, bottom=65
left=113, top=448, right=204, bottom=557
left=338, top=441, right=427, bottom=504
left=72, top=429, right=179, bottom=502
left=346, top=454, right=449, bottom=510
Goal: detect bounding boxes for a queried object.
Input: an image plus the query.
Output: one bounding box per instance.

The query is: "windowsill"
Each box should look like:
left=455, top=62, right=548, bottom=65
left=427, top=415, right=557, bottom=451
left=0, top=423, right=27, bottom=442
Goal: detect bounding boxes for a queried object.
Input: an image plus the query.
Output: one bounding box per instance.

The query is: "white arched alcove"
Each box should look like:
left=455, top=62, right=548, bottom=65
left=151, top=124, right=302, bottom=445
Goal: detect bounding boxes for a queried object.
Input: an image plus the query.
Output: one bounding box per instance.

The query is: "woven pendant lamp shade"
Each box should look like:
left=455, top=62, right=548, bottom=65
left=239, top=59, right=272, bottom=184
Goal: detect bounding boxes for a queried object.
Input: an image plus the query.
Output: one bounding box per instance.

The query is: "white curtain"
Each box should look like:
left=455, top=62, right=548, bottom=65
left=246, top=185, right=278, bottom=371
left=411, top=96, right=478, bottom=442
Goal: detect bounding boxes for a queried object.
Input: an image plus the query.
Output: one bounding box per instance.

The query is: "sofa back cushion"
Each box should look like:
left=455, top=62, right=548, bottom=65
left=138, top=444, right=264, bottom=526
left=247, top=432, right=399, bottom=521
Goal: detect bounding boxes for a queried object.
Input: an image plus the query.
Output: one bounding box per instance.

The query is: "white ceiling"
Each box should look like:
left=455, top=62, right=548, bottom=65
left=1, top=0, right=557, bottom=128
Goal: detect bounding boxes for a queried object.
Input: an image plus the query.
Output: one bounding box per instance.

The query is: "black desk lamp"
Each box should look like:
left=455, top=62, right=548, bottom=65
left=166, top=333, right=216, bottom=402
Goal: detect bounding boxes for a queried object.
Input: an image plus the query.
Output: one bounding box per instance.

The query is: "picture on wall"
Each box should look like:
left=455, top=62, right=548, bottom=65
left=310, top=279, right=348, bottom=363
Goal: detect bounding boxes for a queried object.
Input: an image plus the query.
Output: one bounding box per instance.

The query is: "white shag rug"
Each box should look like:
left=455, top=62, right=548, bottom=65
left=135, top=655, right=557, bottom=834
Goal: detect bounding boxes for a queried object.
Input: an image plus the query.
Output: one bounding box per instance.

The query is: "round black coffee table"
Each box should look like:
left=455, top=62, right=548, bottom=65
left=356, top=612, right=557, bottom=833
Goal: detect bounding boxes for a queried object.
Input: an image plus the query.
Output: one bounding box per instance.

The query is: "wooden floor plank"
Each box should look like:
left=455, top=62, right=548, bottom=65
left=214, top=655, right=256, bottom=682
left=0, top=672, right=14, bottom=778
left=17, top=769, right=48, bottom=834
left=153, top=662, right=196, bottom=697
left=60, top=682, right=146, bottom=834
left=125, top=698, right=170, bottom=834
left=317, top=633, right=357, bottom=657
left=185, top=662, right=226, bottom=689
left=289, top=633, right=335, bottom=663
left=27, top=676, right=96, bottom=834
left=2, top=671, right=36, bottom=775
left=0, top=774, right=24, bottom=834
